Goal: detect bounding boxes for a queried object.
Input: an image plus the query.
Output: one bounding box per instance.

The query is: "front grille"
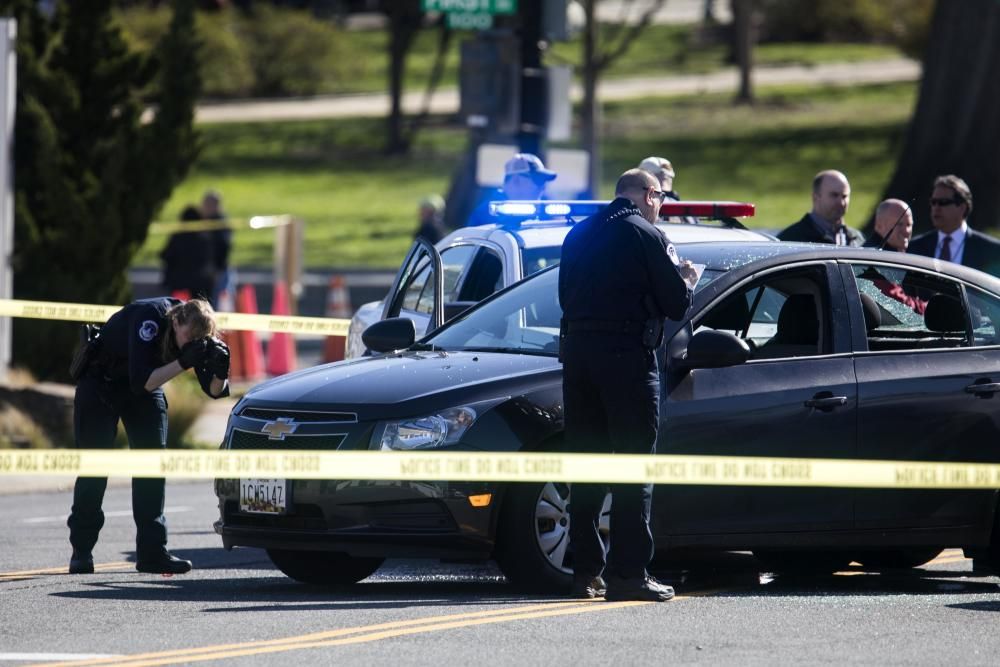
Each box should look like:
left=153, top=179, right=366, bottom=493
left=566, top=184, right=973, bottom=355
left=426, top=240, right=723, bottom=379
left=239, top=408, right=357, bottom=423
left=225, top=500, right=327, bottom=529
left=229, top=429, right=346, bottom=451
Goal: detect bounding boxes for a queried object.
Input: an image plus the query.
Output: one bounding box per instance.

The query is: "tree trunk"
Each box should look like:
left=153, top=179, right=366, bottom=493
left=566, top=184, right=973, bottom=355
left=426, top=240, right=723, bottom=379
left=385, top=2, right=422, bottom=155
left=581, top=0, right=600, bottom=197
left=879, top=0, right=1000, bottom=234
left=733, top=0, right=754, bottom=104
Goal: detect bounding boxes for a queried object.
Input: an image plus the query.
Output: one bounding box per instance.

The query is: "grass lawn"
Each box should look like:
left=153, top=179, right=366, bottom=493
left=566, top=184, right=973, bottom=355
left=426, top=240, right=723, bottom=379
left=135, top=81, right=917, bottom=270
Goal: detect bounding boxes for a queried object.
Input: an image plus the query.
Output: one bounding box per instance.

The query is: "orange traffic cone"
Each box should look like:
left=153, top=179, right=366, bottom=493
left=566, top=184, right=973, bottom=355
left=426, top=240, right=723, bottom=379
left=237, top=284, right=265, bottom=382
left=266, top=280, right=297, bottom=376
left=217, top=288, right=244, bottom=382
left=171, top=289, right=191, bottom=302
left=322, top=275, right=352, bottom=363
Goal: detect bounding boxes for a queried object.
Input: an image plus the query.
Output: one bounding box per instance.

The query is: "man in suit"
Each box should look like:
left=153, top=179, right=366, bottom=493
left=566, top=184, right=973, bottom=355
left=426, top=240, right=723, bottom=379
left=908, top=175, right=1000, bottom=276
left=778, top=170, right=865, bottom=246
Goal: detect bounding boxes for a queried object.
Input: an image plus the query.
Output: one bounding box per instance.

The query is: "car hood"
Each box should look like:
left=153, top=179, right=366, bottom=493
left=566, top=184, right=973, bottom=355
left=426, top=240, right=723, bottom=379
left=243, top=351, right=562, bottom=414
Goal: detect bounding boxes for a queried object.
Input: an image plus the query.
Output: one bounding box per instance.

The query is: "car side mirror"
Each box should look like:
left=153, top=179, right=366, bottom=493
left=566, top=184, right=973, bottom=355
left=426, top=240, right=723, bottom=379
left=362, top=317, right=416, bottom=354
left=682, top=329, right=751, bottom=369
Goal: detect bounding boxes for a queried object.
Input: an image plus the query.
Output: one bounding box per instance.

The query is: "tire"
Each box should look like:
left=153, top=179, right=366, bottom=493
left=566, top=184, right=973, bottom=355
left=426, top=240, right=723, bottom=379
left=266, top=549, right=384, bottom=585
left=753, top=550, right=853, bottom=575
left=854, top=548, right=943, bottom=570
left=495, top=482, right=611, bottom=592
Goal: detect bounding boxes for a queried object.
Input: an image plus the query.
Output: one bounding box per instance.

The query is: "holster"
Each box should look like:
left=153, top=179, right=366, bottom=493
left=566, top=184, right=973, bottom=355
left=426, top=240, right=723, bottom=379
left=642, top=295, right=664, bottom=349
left=69, top=324, right=102, bottom=383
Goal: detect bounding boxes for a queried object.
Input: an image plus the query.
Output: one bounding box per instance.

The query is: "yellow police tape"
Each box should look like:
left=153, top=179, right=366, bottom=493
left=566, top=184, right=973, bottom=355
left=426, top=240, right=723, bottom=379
left=0, top=299, right=350, bottom=336
left=2, top=449, right=1000, bottom=488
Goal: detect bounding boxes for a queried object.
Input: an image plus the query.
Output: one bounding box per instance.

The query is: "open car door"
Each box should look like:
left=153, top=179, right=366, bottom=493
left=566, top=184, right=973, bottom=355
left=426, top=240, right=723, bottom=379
left=380, top=237, right=445, bottom=337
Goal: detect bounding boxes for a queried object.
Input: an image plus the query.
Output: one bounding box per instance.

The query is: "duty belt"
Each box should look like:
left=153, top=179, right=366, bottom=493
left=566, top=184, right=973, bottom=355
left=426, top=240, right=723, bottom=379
left=564, top=319, right=644, bottom=334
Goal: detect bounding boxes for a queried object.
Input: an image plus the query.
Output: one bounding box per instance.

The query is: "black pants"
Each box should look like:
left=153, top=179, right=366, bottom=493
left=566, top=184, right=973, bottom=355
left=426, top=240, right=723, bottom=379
left=562, top=333, right=659, bottom=581
left=67, top=373, right=170, bottom=559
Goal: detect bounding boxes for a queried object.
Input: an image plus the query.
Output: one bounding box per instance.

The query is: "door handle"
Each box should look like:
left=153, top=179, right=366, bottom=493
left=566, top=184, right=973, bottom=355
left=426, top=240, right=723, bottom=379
left=804, top=393, right=848, bottom=412
left=965, top=381, right=1000, bottom=397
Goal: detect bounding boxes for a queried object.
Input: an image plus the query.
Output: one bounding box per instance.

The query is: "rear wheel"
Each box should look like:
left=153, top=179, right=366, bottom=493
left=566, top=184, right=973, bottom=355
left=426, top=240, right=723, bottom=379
left=266, top=549, right=384, bottom=585
left=853, top=548, right=943, bottom=570
left=753, top=550, right=853, bottom=575
left=495, top=482, right=610, bottom=592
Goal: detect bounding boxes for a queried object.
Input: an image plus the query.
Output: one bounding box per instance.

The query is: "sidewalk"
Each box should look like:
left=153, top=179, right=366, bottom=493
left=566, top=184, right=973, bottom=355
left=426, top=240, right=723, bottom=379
left=194, top=58, right=920, bottom=124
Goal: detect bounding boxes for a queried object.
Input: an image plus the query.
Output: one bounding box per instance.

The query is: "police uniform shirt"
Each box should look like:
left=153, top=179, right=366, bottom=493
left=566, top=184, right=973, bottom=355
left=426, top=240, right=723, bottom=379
left=99, top=297, right=226, bottom=397
left=559, top=197, right=692, bottom=325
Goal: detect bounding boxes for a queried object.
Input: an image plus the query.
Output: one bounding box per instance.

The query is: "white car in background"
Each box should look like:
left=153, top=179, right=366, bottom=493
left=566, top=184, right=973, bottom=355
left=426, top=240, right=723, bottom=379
left=345, top=201, right=769, bottom=358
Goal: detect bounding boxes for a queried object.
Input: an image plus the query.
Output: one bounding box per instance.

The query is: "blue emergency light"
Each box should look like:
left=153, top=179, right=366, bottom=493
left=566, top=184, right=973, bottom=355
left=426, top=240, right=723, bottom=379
left=489, top=200, right=756, bottom=221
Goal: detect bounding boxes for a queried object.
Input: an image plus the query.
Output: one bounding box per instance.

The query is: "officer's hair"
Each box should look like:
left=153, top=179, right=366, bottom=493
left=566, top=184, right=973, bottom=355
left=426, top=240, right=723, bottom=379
left=162, top=298, right=218, bottom=361
left=615, top=169, right=657, bottom=197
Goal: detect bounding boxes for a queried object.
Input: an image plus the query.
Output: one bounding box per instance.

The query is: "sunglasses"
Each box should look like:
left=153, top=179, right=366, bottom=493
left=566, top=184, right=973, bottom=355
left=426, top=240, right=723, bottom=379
left=646, top=187, right=667, bottom=201
left=930, top=197, right=962, bottom=207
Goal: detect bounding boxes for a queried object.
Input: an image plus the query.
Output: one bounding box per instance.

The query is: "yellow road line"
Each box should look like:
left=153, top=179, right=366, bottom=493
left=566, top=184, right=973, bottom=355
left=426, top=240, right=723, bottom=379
left=0, top=562, right=133, bottom=581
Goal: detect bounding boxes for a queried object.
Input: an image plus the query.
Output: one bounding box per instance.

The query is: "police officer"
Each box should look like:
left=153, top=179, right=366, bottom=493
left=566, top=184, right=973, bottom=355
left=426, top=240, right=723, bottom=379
left=466, top=153, right=557, bottom=227
left=68, top=298, right=231, bottom=575
left=559, top=169, right=697, bottom=602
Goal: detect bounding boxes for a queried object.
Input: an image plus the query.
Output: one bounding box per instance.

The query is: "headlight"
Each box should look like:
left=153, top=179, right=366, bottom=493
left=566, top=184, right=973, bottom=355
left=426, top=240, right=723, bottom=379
left=373, top=398, right=507, bottom=451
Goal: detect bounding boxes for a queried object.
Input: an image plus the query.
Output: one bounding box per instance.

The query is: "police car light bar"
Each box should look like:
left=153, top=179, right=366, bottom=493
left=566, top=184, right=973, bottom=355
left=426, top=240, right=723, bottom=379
left=660, top=201, right=755, bottom=218
left=489, top=200, right=755, bottom=219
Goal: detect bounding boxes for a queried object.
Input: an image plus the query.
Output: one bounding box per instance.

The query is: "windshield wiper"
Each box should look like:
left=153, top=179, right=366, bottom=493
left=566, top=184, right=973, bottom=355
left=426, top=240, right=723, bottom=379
left=457, top=346, right=556, bottom=357
left=409, top=343, right=441, bottom=352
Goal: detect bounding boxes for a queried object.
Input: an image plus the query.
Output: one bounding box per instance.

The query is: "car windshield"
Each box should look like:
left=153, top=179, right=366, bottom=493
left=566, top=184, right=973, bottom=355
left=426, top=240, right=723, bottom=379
left=425, top=268, right=562, bottom=356
left=521, top=246, right=562, bottom=277
left=423, top=261, right=732, bottom=356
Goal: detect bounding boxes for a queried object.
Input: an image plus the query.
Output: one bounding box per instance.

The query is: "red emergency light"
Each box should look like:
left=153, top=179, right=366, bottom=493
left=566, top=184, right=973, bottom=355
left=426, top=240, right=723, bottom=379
left=659, top=201, right=755, bottom=218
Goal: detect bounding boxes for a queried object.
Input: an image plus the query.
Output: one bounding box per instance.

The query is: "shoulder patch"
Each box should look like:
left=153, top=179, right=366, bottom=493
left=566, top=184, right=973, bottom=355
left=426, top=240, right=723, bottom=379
left=138, top=320, right=159, bottom=342
left=666, top=243, right=680, bottom=265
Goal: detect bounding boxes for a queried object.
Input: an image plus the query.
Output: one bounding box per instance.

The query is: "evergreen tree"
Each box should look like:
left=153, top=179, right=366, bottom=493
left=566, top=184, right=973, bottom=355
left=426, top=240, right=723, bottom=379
left=0, top=0, right=201, bottom=379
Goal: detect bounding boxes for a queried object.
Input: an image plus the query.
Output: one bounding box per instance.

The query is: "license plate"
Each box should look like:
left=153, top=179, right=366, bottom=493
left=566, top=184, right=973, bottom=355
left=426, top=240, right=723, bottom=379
left=239, top=479, right=288, bottom=514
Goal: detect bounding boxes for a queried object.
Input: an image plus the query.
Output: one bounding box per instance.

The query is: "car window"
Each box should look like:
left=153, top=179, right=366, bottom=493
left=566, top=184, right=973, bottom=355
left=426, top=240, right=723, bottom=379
left=521, top=246, right=562, bottom=277
left=440, top=245, right=477, bottom=303
left=695, top=266, right=830, bottom=359
left=963, top=287, right=1000, bottom=347
left=457, top=248, right=504, bottom=303
left=427, top=267, right=561, bottom=355
left=850, top=263, right=968, bottom=351
left=401, top=259, right=431, bottom=313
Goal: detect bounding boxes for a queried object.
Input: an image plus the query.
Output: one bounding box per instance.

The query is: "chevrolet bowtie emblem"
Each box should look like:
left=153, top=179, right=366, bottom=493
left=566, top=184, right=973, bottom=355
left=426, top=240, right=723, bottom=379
left=261, top=417, right=298, bottom=440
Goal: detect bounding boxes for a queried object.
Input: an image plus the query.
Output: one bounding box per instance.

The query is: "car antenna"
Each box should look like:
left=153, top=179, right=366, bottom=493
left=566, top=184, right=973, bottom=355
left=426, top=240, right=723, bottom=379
left=878, top=200, right=913, bottom=251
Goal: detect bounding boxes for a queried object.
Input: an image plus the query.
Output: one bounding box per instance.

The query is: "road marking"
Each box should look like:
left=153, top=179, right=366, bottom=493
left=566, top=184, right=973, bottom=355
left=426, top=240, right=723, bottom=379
left=0, top=655, right=118, bottom=662
left=0, top=562, right=133, bottom=582
left=22, top=507, right=192, bottom=525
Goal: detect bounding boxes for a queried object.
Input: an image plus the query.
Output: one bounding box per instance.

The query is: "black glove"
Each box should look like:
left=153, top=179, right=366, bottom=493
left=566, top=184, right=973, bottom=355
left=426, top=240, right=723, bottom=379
left=177, top=338, right=210, bottom=370
left=207, top=337, right=230, bottom=380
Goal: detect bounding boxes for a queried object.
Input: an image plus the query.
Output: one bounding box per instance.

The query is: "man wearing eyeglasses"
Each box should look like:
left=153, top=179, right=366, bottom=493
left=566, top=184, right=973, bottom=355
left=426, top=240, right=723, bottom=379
left=559, top=168, right=698, bottom=603
left=908, top=175, right=1000, bottom=275
left=778, top=170, right=865, bottom=246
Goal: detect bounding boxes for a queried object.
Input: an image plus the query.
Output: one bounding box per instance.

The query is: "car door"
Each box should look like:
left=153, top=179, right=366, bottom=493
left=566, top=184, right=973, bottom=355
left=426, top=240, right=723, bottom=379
left=656, top=261, right=857, bottom=538
left=844, top=261, right=1000, bottom=535
left=381, top=238, right=444, bottom=337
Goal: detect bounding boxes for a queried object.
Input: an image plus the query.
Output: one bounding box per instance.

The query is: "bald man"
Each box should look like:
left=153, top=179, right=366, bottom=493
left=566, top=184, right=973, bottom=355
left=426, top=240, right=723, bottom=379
left=863, top=199, right=913, bottom=252
left=778, top=170, right=864, bottom=246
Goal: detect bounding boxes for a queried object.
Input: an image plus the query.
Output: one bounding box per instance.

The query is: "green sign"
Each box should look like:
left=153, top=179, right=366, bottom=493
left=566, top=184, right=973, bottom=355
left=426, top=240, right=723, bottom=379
left=422, top=0, right=517, bottom=15
left=446, top=12, right=494, bottom=29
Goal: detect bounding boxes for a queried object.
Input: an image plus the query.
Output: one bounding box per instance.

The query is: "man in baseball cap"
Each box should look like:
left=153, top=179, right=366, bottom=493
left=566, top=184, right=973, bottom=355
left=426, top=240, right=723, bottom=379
left=639, top=156, right=695, bottom=223
left=467, top=153, right=558, bottom=226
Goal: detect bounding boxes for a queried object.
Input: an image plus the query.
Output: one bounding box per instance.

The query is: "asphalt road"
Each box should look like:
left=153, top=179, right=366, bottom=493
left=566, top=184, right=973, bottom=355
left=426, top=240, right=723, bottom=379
left=3, top=482, right=1000, bottom=665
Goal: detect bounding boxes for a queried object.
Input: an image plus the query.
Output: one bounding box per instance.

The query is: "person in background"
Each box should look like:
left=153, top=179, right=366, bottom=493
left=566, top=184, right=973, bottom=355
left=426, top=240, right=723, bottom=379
left=864, top=199, right=913, bottom=252
left=638, top=156, right=696, bottom=223
left=415, top=194, right=447, bottom=245
left=201, top=190, right=233, bottom=308
left=67, top=298, right=230, bottom=576
left=779, top=170, right=864, bottom=246
left=466, top=153, right=557, bottom=227
left=160, top=205, right=217, bottom=303
left=908, top=175, right=1000, bottom=276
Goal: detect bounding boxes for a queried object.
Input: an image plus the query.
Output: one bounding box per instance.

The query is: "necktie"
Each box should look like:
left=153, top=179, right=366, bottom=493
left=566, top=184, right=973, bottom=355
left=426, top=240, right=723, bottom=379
left=939, top=236, right=952, bottom=262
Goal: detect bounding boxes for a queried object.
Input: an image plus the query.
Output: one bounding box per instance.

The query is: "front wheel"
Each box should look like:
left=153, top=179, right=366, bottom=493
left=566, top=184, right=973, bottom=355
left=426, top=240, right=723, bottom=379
left=266, top=549, right=384, bottom=585
left=495, top=482, right=610, bottom=592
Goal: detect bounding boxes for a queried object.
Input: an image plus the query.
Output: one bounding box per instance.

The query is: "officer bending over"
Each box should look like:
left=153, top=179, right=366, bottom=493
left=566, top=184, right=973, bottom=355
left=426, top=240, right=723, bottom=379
left=68, top=298, right=230, bottom=575
left=559, top=169, right=697, bottom=601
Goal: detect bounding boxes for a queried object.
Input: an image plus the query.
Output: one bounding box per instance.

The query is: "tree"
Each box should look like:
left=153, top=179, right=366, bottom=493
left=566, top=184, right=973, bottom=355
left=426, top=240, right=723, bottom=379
left=3, top=0, right=201, bottom=379
left=731, top=0, right=754, bottom=104
left=580, top=0, right=666, bottom=196
left=878, top=0, right=1000, bottom=234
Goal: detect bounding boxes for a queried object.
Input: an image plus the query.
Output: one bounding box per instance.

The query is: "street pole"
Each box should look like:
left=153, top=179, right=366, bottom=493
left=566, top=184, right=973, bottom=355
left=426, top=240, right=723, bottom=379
left=0, top=20, right=15, bottom=381
left=518, top=1, right=545, bottom=157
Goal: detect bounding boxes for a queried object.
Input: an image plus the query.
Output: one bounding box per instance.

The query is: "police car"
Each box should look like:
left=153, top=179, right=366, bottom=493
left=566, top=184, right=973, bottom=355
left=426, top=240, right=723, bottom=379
left=344, top=201, right=771, bottom=358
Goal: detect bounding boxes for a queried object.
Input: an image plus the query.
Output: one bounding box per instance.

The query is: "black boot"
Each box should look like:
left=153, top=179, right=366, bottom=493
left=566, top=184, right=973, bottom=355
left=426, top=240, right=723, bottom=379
left=605, top=574, right=674, bottom=602
left=569, top=574, right=607, bottom=599
left=136, top=552, right=192, bottom=575
left=69, top=551, right=94, bottom=574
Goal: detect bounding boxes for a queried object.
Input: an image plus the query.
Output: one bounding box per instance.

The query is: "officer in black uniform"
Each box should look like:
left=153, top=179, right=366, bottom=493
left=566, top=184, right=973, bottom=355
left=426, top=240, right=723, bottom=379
left=559, top=169, right=697, bottom=601
left=68, top=298, right=231, bottom=575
